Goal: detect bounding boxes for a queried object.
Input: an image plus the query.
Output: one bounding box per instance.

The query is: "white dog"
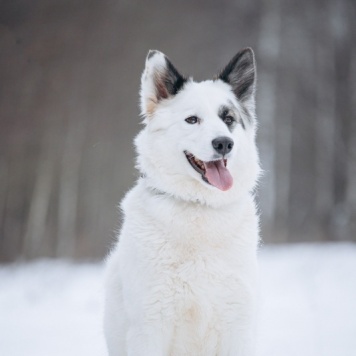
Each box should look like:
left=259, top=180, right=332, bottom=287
left=104, top=48, right=261, bottom=356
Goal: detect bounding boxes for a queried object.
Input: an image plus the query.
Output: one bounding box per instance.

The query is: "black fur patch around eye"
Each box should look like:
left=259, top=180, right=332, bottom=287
left=218, top=104, right=246, bottom=132
left=218, top=105, right=239, bottom=131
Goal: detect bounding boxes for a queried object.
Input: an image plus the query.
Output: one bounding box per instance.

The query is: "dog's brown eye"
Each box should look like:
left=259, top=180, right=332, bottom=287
left=224, top=116, right=234, bottom=125
left=185, top=116, right=198, bottom=124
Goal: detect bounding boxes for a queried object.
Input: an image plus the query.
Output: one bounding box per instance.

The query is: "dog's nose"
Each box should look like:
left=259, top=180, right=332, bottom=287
left=212, top=137, right=234, bottom=156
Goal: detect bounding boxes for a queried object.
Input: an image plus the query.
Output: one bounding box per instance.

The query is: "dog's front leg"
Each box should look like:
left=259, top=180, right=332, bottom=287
left=126, top=324, right=169, bottom=356
left=223, top=324, right=255, bottom=356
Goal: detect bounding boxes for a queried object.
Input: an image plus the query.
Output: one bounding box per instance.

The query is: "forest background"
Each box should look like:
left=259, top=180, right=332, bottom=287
left=1, top=0, right=355, bottom=262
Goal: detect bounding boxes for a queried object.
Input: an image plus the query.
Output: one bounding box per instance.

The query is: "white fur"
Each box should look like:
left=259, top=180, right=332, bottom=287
left=104, top=50, right=261, bottom=356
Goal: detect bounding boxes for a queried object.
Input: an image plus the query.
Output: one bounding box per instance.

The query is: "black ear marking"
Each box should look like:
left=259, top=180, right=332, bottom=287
left=217, top=48, right=256, bottom=103
left=154, top=57, right=187, bottom=101
left=147, top=50, right=158, bottom=60
left=164, top=57, right=187, bottom=96
left=141, top=50, right=189, bottom=117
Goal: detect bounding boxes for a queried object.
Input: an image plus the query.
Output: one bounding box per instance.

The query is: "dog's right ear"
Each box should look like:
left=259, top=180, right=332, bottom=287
left=140, top=50, right=187, bottom=119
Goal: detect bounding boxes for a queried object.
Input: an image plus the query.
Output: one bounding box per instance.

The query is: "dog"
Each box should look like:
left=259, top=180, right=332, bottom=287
left=104, top=48, right=261, bottom=356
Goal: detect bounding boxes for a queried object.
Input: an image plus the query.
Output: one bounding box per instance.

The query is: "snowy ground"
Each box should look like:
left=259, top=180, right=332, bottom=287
left=1, top=243, right=356, bottom=356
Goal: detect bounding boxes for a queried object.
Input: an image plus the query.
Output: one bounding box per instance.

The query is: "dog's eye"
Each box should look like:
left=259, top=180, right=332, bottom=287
left=224, top=116, right=235, bottom=125
left=185, top=116, right=199, bottom=124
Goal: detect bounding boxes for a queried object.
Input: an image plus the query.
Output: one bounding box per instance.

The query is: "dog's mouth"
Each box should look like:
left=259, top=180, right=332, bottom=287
left=184, top=151, right=233, bottom=191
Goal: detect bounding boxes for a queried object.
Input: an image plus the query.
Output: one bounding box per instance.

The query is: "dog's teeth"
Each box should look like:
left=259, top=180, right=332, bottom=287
left=186, top=152, right=206, bottom=172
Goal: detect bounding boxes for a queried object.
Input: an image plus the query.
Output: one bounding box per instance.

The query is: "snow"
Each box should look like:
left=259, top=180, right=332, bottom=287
left=257, top=243, right=356, bottom=356
left=1, top=243, right=356, bottom=356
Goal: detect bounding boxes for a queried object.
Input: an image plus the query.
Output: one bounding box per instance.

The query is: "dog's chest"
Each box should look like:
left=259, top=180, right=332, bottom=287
left=145, top=207, right=252, bottom=326
left=163, top=242, right=242, bottom=323
left=120, top=189, right=258, bottom=352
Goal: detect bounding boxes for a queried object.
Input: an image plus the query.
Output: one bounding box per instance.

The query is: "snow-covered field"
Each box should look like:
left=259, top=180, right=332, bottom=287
left=1, top=243, right=355, bottom=356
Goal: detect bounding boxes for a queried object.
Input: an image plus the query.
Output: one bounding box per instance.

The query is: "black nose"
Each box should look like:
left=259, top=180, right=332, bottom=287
left=212, top=137, right=234, bottom=155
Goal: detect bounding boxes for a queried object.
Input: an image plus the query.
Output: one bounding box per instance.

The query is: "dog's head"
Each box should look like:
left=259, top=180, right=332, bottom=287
left=135, top=49, right=261, bottom=206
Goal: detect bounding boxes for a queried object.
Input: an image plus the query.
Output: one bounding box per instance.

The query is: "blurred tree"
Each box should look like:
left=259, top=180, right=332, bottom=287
left=0, top=0, right=355, bottom=261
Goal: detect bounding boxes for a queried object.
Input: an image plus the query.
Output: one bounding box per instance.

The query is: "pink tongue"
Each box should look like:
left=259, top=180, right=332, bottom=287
left=204, top=160, right=233, bottom=191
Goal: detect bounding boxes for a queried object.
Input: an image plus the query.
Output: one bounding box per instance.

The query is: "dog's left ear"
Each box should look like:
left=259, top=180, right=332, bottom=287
left=217, top=48, right=256, bottom=110
left=140, top=50, right=187, bottom=118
